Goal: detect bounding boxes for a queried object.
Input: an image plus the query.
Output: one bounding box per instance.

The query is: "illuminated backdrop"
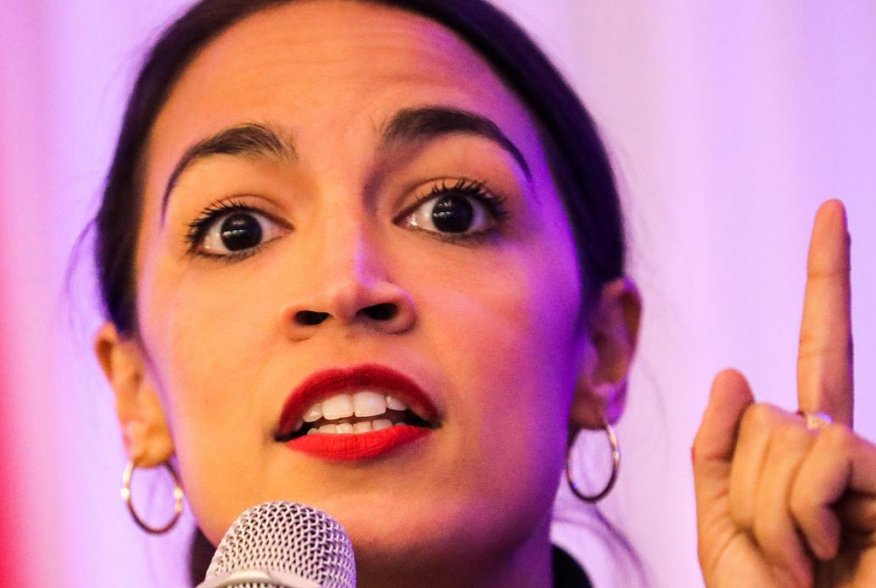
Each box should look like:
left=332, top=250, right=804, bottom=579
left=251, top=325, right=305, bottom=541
left=1, top=1, right=873, bottom=586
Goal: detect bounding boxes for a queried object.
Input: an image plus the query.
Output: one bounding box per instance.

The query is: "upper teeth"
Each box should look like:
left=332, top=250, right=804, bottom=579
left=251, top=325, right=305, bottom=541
left=302, top=391, right=409, bottom=424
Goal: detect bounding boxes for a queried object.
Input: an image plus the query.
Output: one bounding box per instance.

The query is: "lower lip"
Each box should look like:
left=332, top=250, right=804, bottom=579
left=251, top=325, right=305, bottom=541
left=285, top=424, right=431, bottom=461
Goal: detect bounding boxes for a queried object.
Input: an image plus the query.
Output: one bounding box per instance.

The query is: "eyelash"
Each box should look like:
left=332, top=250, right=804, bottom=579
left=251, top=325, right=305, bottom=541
left=184, top=178, right=511, bottom=262
left=184, top=197, right=288, bottom=263
left=397, top=178, right=510, bottom=242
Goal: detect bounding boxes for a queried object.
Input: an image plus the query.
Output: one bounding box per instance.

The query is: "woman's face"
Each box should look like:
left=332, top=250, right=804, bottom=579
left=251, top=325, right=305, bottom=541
left=130, top=0, right=590, bottom=576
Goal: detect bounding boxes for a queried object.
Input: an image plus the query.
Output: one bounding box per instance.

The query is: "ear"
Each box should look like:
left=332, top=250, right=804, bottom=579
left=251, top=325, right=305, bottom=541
left=94, top=322, right=174, bottom=467
left=570, top=277, right=642, bottom=430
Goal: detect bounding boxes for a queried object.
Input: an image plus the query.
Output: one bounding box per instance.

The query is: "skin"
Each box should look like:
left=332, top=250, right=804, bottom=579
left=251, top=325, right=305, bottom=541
left=694, top=201, right=876, bottom=587
left=93, top=2, right=876, bottom=587
left=94, top=2, right=640, bottom=587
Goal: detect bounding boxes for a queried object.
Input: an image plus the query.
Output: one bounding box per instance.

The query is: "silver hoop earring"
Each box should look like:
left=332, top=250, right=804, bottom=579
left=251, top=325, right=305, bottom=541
left=121, top=460, right=184, bottom=534
left=565, top=423, right=621, bottom=503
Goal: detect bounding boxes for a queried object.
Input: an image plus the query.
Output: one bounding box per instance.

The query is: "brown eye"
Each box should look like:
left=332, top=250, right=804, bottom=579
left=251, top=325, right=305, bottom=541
left=199, top=210, right=285, bottom=256
left=219, top=212, right=263, bottom=250
left=430, top=195, right=474, bottom=233
left=402, top=191, right=499, bottom=236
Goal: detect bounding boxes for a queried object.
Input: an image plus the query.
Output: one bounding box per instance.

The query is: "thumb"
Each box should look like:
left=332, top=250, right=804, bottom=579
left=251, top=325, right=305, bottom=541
left=692, top=370, right=755, bottom=564
left=694, top=369, right=754, bottom=465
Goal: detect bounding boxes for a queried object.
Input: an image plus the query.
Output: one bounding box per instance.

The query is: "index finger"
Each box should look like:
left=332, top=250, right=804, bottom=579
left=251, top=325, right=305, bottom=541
left=797, top=199, right=854, bottom=425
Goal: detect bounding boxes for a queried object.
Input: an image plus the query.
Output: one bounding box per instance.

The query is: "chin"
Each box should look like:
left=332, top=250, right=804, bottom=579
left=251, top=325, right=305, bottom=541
left=343, top=495, right=544, bottom=563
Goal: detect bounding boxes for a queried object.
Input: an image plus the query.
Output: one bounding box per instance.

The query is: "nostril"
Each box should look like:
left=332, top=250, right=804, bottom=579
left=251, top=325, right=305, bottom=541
left=362, top=303, right=398, bottom=321
left=295, top=310, right=330, bottom=326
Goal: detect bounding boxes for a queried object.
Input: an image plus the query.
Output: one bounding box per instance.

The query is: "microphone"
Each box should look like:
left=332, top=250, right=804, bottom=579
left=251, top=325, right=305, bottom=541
left=196, top=501, right=356, bottom=588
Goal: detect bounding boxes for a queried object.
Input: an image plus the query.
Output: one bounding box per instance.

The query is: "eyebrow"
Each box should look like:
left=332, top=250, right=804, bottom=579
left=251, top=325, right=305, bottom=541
left=161, top=123, right=294, bottom=218
left=380, top=106, right=532, bottom=179
left=161, top=107, right=531, bottom=218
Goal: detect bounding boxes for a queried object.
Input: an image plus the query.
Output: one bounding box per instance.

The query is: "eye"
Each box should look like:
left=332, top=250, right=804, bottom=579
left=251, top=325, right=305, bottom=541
left=186, top=201, right=289, bottom=260
left=399, top=179, right=508, bottom=237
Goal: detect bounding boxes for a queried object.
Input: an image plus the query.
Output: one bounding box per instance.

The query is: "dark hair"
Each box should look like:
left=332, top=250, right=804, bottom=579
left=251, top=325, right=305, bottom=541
left=94, top=0, right=639, bottom=584
left=95, top=0, right=625, bottom=335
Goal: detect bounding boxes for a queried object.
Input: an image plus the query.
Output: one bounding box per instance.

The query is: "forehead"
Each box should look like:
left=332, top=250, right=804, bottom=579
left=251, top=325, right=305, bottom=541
left=145, top=0, right=546, bottom=179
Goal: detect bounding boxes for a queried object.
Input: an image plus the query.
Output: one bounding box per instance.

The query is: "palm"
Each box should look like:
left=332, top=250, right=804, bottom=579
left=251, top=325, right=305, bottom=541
left=692, top=202, right=876, bottom=588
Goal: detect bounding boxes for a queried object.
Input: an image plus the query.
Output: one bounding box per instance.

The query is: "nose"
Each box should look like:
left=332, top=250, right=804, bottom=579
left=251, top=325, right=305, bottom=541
left=281, top=222, right=416, bottom=340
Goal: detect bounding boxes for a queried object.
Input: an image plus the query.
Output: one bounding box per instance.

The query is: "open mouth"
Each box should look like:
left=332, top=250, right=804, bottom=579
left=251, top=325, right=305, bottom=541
left=274, top=364, right=441, bottom=447
left=275, top=391, right=435, bottom=442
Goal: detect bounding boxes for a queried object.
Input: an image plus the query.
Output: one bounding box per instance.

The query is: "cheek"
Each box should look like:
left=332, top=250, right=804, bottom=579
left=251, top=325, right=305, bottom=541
left=139, top=268, right=272, bottom=414
left=136, top=264, right=284, bottom=536
left=410, top=233, right=584, bottom=491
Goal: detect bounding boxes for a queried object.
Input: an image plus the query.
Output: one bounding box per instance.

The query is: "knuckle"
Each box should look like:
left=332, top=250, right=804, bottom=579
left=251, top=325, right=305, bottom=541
left=741, top=403, right=780, bottom=434
left=728, top=487, right=753, bottom=530
left=806, top=266, right=845, bottom=280
left=796, top=336, right=822, bottom=360
left=788, top=486, right=815, bottom=523
left=774, top=421, right=810, bottom=446
left=819, top=423, right=854, bottom=453
left=752, top=515, right=782, bottom=556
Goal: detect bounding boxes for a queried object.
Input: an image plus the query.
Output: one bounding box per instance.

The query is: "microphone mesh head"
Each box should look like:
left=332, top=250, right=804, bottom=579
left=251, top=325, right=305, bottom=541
left=205, top=501, right=356, bottom=588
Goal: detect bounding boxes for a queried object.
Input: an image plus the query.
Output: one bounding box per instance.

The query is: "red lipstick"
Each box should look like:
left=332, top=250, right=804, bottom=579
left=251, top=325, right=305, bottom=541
left=277, top=364, right=438, bottom=461
left=289, top=425, right=430, bottom=461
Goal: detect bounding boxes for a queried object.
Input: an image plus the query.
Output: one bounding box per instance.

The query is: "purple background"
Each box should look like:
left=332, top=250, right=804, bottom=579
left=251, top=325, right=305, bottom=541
left=1, top=1, right=873, bottom=585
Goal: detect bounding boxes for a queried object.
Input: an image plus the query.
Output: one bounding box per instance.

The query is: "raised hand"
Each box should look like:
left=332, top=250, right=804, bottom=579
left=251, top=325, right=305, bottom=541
left=692, top=200, right=876, bottom=587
